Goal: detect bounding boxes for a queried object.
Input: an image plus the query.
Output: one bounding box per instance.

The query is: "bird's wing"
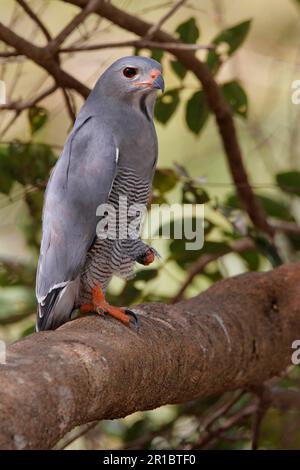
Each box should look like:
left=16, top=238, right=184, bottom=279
left=36, top=115, right=118, bottom=329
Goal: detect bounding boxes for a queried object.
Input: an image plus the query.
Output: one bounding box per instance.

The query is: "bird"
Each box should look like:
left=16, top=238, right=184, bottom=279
left=35, top=56, right=164, bottom=331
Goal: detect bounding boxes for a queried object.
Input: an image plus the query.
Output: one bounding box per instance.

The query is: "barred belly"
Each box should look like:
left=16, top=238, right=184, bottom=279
left=78, top=167, right=151, bottom=303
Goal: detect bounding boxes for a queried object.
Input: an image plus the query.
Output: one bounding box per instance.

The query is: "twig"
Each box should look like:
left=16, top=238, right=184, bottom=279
left=192, top=403, right=257, bottom=449
left=201, top=391, right=246, bottom=431
left=16, top=0, right=52, bottom=41
left=0, top=83, right=57, bottom=111
left=61, top=87, right=76, bottom=123
left=271, top=221, right=300, bottom=236
left=0, top=21, right=89, bottom=97
left=144, top=0, right=187, bottom=40
left=60, top=39, right=214, bottom=53
left=172, top=237, right=255, bottom=303
left=46, top=0, right=101, bottom=54
left=54, top=421, right=99, bottom=450
left=0, top=110, right=21, bottom=138
left=0, top=50, right=21, bottom=57
left=250, top=385, right=271, bottom=450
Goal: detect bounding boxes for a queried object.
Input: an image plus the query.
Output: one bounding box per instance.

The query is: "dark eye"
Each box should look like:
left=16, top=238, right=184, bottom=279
left=123, top=67, right=138, bottom=78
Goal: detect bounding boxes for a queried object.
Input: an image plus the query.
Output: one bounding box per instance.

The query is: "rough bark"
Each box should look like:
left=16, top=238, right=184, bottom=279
left=0, top=263, right=299, bottom=450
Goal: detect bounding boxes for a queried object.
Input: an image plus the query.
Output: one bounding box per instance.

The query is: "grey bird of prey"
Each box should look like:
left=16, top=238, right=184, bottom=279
left=36, top=56, right=164, bottom=331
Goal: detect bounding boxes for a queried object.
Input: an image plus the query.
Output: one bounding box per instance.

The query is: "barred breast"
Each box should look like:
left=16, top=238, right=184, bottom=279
left=78, top=167, right=151, bottom=303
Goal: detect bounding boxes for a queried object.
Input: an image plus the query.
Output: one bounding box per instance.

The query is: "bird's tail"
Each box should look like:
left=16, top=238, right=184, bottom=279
left=36, top=279, right=79, bottom=331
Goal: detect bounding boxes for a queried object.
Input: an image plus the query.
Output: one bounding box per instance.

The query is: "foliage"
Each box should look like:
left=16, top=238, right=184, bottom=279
left=1, top=4, right=300, bottom=451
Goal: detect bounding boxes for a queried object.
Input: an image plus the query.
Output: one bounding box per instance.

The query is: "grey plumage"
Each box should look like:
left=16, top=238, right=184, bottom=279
left=36, top=56, right=164, bottom=331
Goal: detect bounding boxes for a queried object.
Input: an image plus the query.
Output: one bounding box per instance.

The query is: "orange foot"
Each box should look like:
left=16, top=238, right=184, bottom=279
left=80, top=284, right=138, bottom=328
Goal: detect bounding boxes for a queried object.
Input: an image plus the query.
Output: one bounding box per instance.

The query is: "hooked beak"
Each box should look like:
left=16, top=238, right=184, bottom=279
left=134, top=69, right=165, bottom=93
left=152, top=74, right=165, bottom=93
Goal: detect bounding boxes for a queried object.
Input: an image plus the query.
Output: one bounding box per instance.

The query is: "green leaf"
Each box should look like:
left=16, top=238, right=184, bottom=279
left=151, top=48, right=164, bottom=63
left=226, top=193, right=292, bottom=221
left=9, top=142, right=56, bottom=187
left=276, top=171, right=300, bottom=197
left=21, top=323, right=35, bottom=337
left=154, top=88, right=180, bottom=124
left=0, top=259, right=35, bottom=287
left=207, top=20, right=252, bottom=74
left=239, top=250, right=260, bottom=271
left=28, top=106, right=48, bottom=134
left=254, top=235, right=282, bottom=267
left=170, top=60, right=187, bottom=80
left=186, top=90, right=209, bottom=134
left=0, top=145, right=14, bottom=194
left=182, top=180, right=210, bottom=204
left=0, top=286, right=36, bottom=322
left=222, top=80, right=248, bottom=118
left=153, top=168, right=178, bottom=194
left=134, top=269, right=158, bottom=282
left=200, top=241, right=231, bottom=255
left=170, top=239, right=230, bottom=269
left=175, top=17, right=200, bottom=44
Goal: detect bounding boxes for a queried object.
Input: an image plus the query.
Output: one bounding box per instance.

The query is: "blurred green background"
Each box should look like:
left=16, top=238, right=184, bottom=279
left=1, top=0, right=300, bottom=450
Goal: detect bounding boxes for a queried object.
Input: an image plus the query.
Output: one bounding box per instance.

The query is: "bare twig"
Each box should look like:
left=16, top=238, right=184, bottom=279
left=54, top=421, right=99, bottom=450
left=0, top=83, right=57, bottom=111
left=46, top=0, right=100, bottom=54
left=61, top=87, right=76, bottom=123
left=0, top=50, right=21, bottom=57
left=271, top=221, right=300, bottom=236
left=192, top=403, right=257, bottom=449
left=250, top=385, right=272, bottom=450
left=60, top=39, right=214, bottom=53
left=172, top=237, right=255, bottom=303
left=144, top=0, right=187, bottom=40
left=0, top=21, right=89, bottom=97
left=201, top=391, right=246, bottom=431
left=16, top=0, right=52, bottom=41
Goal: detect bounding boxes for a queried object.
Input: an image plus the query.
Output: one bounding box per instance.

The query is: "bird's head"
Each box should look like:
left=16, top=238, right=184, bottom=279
left=97, top=56, right=164, bottom=102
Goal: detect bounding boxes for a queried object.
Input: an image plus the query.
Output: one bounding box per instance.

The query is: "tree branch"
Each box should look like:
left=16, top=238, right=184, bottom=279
left=59, top=39, right=214, bottom=53
left=46, top=0, right=100, bottom=54
left=0, top=83, right=57, bottom=111
left=0, top=263, right=299, bottom=450
left=0, top=21, right=89, bottom=97
left=143, top=0, right=187, bottom=40
left=172, top=237, right=255, bottom=303
left=16, top=0, right=52, bottom=41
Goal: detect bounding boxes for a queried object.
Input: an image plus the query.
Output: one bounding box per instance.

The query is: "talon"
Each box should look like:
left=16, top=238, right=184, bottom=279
left=136, top=248, right=156, bottom=266
left=80, top=284, right=135, bottom=327
left=125, top=308, right=140, bottom=331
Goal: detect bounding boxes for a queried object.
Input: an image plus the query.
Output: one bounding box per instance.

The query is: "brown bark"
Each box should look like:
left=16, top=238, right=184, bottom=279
left=0, top=263, right=299, bottom=450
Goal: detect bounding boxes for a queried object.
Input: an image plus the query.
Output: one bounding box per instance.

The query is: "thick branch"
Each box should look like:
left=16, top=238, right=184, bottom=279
left=0, top=263, right=299, bottom=450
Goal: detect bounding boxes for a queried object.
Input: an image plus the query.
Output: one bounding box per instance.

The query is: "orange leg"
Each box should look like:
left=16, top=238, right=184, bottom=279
left=80, top=284, right=133, bottom=326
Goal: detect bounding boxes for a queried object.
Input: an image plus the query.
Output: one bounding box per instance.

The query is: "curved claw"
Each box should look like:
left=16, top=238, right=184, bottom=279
left=125, top=308, right=140, bottom=331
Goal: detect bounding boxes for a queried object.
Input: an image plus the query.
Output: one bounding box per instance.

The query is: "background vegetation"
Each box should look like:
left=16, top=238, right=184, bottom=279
left=1, top=0, right=300, bottom=450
